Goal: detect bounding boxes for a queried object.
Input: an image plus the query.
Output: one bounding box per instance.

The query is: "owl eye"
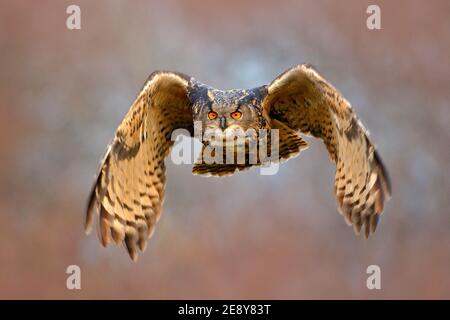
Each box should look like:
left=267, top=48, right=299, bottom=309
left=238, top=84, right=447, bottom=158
left=231, top=111, right=242, bottom=120
left=208, top=111, right=218, bottom=120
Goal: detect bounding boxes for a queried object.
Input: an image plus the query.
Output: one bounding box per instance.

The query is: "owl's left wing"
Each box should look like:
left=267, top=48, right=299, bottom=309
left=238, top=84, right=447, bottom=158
left=262, top=64, right=391, bottom=237
left=86, top=71, right=195, bottom=261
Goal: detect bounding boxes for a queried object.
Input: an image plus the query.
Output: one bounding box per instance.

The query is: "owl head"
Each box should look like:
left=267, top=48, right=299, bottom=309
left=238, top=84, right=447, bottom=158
left=190, top=85, right=267, bottom=147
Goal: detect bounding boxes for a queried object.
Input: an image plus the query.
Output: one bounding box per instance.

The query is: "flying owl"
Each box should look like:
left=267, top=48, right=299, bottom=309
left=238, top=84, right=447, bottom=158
left=86, top=64, right=391, bottom=261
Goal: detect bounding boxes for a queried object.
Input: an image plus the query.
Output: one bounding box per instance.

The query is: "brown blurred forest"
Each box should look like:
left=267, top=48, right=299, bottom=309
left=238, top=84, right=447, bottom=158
left=0, top=0, right=449, bottom=299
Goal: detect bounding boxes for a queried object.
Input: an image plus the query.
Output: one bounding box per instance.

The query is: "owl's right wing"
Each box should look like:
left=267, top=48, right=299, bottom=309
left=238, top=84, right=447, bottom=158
left=86, top=71, right=196, bottom=261
left=263, top=65, right=391, bottom=237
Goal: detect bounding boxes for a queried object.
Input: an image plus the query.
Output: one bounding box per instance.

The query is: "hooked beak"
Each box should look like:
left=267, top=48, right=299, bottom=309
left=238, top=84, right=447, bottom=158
left=220, top=116, right=227, bottom=130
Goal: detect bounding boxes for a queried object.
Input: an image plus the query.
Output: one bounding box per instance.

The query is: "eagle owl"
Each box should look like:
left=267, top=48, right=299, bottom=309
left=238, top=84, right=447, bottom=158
left=86, top=65, right=391, bottom=261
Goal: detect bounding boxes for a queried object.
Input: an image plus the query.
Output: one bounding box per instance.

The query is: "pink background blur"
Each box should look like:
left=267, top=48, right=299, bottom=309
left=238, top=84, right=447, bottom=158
left=0, top=0, right=449, bottom=299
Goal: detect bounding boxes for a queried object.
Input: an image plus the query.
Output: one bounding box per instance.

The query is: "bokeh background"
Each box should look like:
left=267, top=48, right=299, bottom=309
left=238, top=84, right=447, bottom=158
left=1, top=0, right=449, bottom=299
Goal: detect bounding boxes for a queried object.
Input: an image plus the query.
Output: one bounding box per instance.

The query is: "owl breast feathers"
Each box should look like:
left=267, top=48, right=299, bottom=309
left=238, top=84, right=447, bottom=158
left=86, top=64, right=391, bottom=261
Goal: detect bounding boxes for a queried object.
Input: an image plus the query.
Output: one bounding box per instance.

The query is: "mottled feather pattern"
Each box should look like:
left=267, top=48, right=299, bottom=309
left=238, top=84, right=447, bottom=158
left=87, top=65, right=391, bottom=261
left=264, top=64, right=391, bottom=238
left=86, top=72, right=193, bottom=261
left=191, top=118, right=308, bottom=176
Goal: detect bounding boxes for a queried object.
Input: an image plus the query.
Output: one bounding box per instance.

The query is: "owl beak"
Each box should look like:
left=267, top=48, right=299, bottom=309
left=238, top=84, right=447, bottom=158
left=220, top=116, right=227, bottom=130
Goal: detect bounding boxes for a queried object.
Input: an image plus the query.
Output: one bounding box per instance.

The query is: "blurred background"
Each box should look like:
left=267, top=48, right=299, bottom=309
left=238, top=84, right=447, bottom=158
left=0, top=0, right=449, bottom=299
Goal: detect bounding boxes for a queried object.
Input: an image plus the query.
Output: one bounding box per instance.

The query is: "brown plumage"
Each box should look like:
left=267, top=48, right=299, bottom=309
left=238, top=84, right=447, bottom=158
left=86, top=71, right=193, bottom=261
left=86, top=65, right=391, bottom=261
left=263, top=65, right=391, bottom=238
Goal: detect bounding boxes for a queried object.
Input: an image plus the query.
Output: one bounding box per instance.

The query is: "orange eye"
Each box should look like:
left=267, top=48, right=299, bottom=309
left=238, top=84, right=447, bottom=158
left=231, top=111, right=242, bottom=120
left=208, top=111, right=218, bottom=120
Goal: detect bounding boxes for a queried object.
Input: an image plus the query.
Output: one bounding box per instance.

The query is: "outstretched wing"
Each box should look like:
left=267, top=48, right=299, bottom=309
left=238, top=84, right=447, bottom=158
left=86, top=71, right=195, bottom=261
left=263, top=64, right=391, bottom=237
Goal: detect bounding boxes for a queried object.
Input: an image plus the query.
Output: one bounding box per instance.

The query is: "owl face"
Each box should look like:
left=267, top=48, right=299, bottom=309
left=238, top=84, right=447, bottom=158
left=193, top=88, right=266, bottom=147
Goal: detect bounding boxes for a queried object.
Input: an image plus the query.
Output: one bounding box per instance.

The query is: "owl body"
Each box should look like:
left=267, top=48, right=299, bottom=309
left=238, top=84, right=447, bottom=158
left=86, top=65, right=391, bottom=261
